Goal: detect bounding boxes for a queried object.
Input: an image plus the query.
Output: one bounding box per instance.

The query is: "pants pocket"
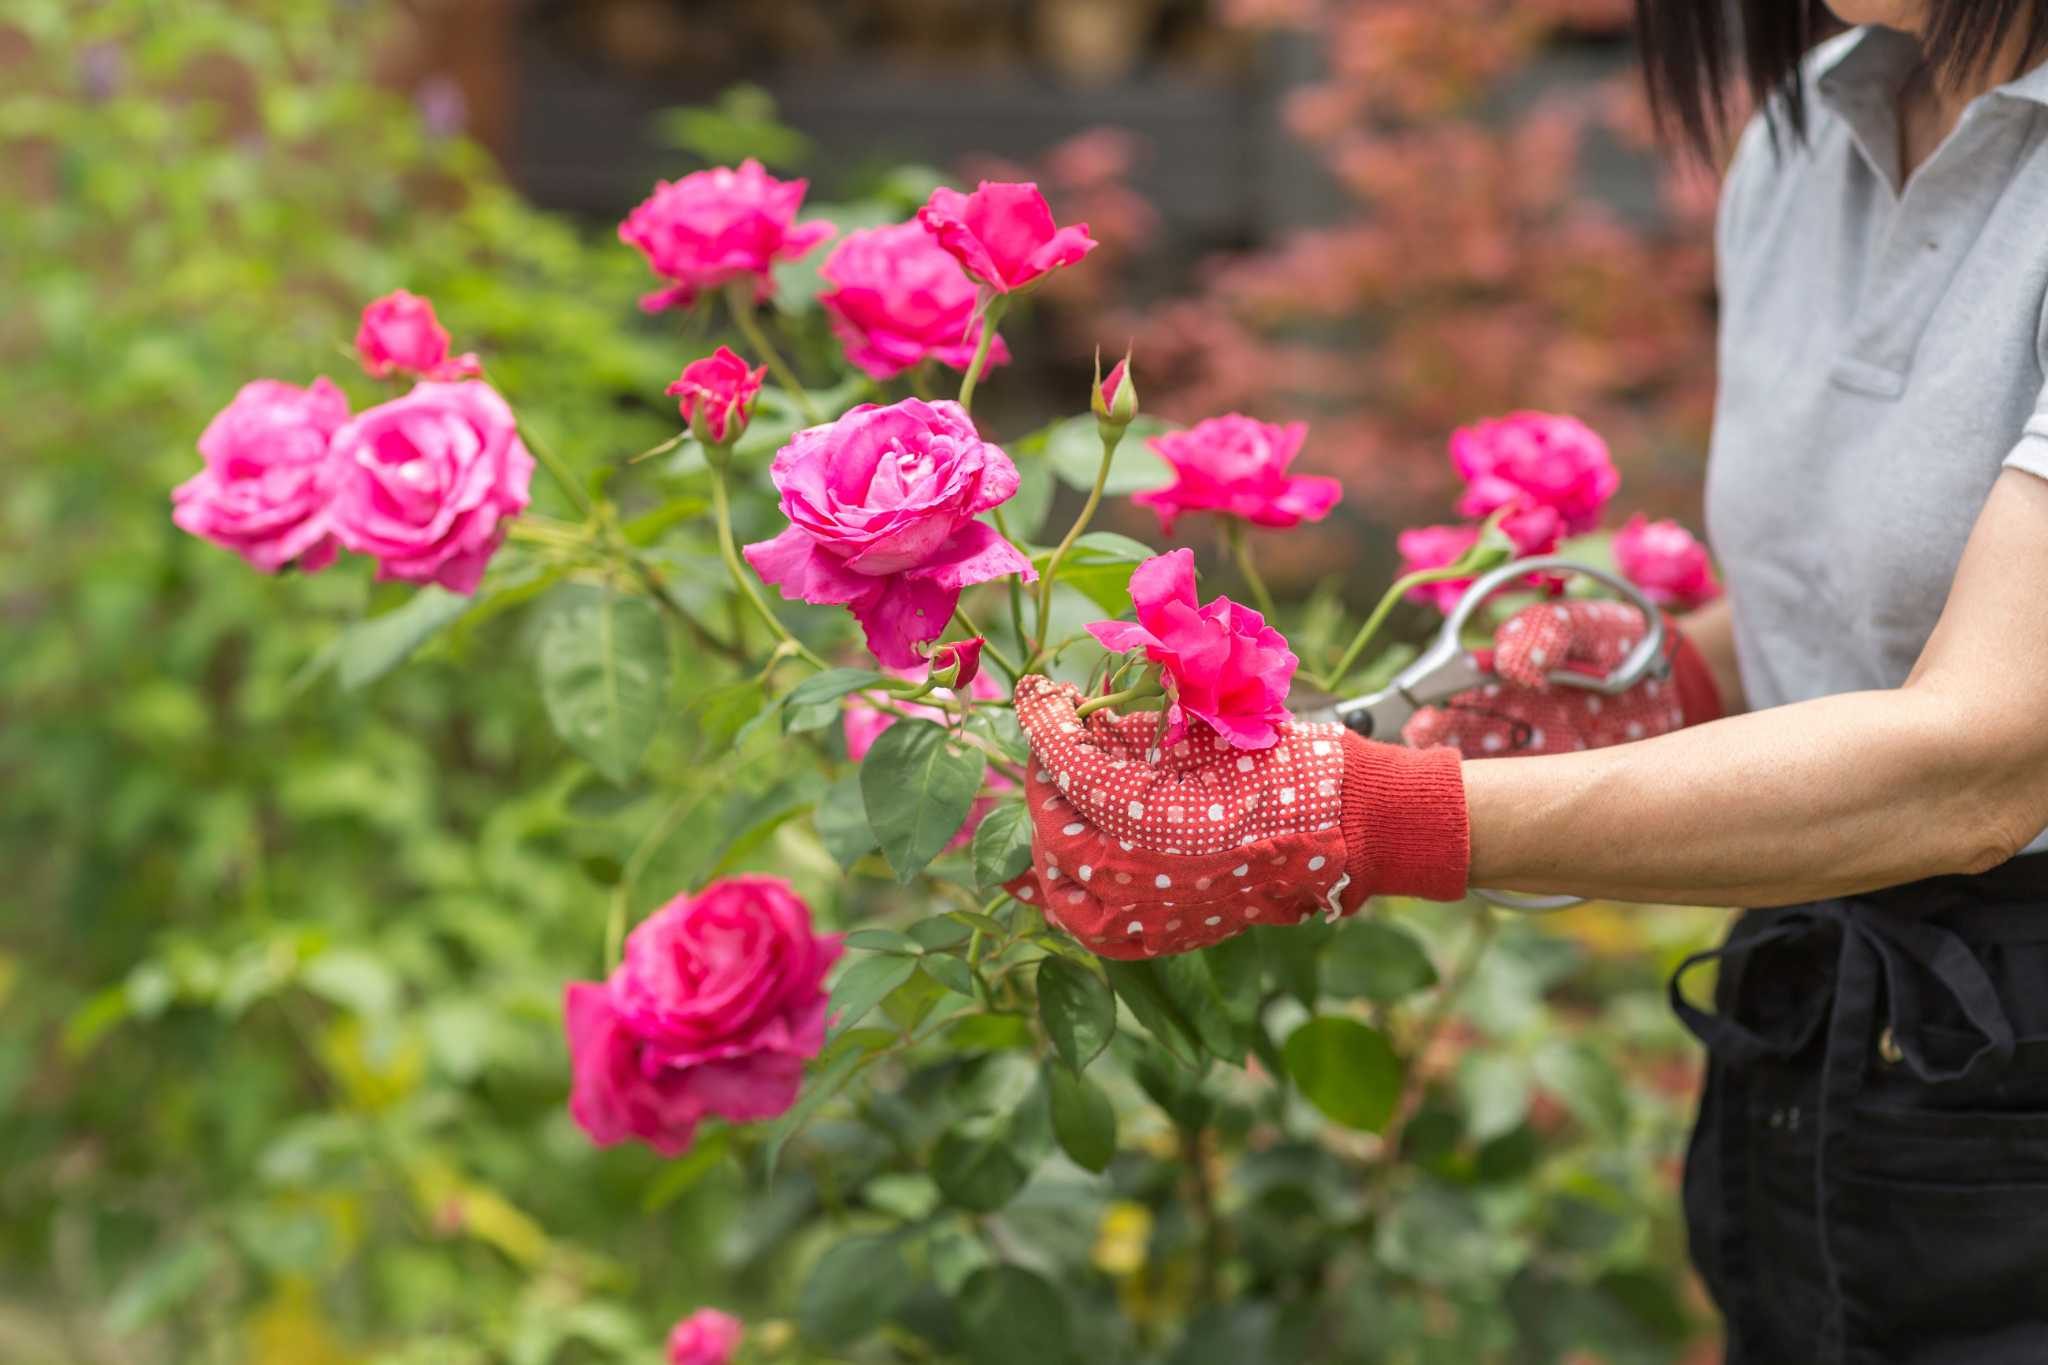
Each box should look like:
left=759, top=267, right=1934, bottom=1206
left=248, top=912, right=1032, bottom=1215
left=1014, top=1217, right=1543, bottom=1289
left=1833, top=1105, right=2048, bottom=1364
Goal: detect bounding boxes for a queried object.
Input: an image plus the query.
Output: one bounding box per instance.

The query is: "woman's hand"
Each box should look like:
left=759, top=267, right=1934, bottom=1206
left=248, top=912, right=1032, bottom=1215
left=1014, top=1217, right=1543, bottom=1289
left=1010, top=676, right=1469, bottom=959
left=1402, top=600, right=1723, bottom=758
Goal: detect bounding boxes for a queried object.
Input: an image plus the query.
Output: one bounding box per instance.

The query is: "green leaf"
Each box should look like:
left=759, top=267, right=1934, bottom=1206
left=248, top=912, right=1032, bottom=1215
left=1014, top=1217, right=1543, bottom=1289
left=336, top=586, right=472, bottom=689
left=765, top=1037, right=877, bottom=1176
left=1253, top=919, right=1335, bottom=1008
left=1158, top=953, right=1243, bottom=1063
left=908, top=916, right=974, bottom=950
left=106, top=1238, right=223, bottom=1335
left=797, top=1234, right=913, bottom=1347
left=1036, top=956, right=1116, bottom=1073
left=1103, top=959, right=1205, bottom=1068
left=301, top=947, right=398, bottom=1017
left=536, top=585, right=668, bottom=785
left=1284, top=1016, right=1402, bottom=1132
left=970, top=801, right=1034, bottom=891
left=1323, top=920, right=1439, bottom=1003
left=691, top=680, right=766, bottom=753
left=785, top=666, right=891, bottom=710
left=1531, top=1040, right=1629, bottom=1134
left=842, top=928, right=921, bottom=954
left=921, top=953, right=977, bottom=998
left=1044, top=413, right=1173, bottom=495
left=1458, top=1052, right=1534, bottom=1144
left=1001, top=448, right=1056, bottom=541
left=1046, top=1061, right=1116, bottom=1172
left=1203, top=933, right=1265, bottom=1021
left=1030, top=530, right=1160, bottom=616
left=641, top=1129, right=730, bottom=1212
left=826, top=954, right=919, bottom=1039
left=957, top=1265, right=1073, bottom=1365
left=814, top=773, right=878, bottom=868
left=931, top=1125, right=1029, bottom=1212
left=860, top=718, right=986, bottom=883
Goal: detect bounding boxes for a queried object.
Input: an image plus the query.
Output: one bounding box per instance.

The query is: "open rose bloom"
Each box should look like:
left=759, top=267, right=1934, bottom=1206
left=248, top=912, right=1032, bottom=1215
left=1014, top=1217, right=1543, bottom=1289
left=917, top=181, right=1097, bottom=296
left=668, top=346, right=766, bottom=445
left=818, top=222, right=1010, bottom=380
left=1615, top=513, right=1721, bottom=608
left=173, top=377, right=351, bottom=573
left=564, top=877, right=841, bottom=1156
left=619, top=158, right=836, bottom=312
left=667, top=1309, right=743, bottom=1365
left=1450, top=410, right=1619, bottom=536
left=1087, top=548, right=1298, bottom=750
left=1133, top=414, right=1340, bottom=536
left=327, top=380, right=534, bottom=594
left=354, top=290, right=480, bottom=381
left=744, top=398, right=1035, bottom=667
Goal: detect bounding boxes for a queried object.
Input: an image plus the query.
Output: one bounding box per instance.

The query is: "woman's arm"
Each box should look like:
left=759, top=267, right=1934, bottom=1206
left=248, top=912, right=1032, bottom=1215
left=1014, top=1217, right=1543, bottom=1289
left=1467, top=470, right=2048, bottom=905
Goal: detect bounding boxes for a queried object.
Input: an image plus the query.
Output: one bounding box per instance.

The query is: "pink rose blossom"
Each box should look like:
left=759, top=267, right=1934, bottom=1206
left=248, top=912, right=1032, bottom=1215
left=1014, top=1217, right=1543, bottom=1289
left=619, top=159, right=836, bottom=313
left=667, top=346, right=766, bottom=445
left=1449, top=410, right=1619, bottom=536
left=667, top=1309, right=743, bottom=1365
left=173, top=378, right=350, bottom=573
left=1614, top=514, right=1721, bottom=608
left=1131, top=414, right=1342, bottom=536
left=844, top=667, right=1009, bottom=848
left=916, top=181, right=1098, bottom=295
left=1086, top=548, right=1298, bottom=750
left=817, top=222, right=1010, bottom=380
left=564, top=877, right=842, bottom=1156
left=743, top=399, right=1036, bottom=667
left=354, top=290, right=481, bottom=381
left=327, top=381, right=534, bottom=595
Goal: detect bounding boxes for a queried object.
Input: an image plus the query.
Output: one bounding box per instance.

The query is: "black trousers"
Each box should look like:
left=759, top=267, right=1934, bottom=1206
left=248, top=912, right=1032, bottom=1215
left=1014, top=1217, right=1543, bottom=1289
left=1674, top=857, right=2048, bottom=1364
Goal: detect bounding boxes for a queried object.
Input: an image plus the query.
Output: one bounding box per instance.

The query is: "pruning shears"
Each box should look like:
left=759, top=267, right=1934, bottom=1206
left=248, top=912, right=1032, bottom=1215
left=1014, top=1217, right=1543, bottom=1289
left=1295, top=554, right=1669, bottom=913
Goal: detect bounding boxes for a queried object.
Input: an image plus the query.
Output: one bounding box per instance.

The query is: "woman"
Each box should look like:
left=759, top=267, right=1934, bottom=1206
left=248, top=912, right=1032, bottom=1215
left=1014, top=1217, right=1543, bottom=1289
left=1010, top=3, right=2048, bottom=1360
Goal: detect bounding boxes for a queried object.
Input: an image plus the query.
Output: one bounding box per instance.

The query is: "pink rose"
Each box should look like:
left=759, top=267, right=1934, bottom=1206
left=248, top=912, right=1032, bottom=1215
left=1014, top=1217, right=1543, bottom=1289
left=844, top=667, right=1009, bottom=847
left=179, top=376, right=352, bottom=573
left=173, top=378, right=350, bottom=574
left=354, top=290, right=481, bottom=381
left=931, top=636, right=984, bottom=689
left=1086, top=548, right=1298, bottom=750
left=564, top=877, right=842, bottom=1156
left=327, top=381, right=534, bottom=595
left=667, top=346, right=766, bottom=445
left=1395, top=505, right=1565, bottom=611
left=1449, top=410, right=1619, bottom=536
left=619, top=159, right=836, bottom=313
left=667, top=1309, right=743, bottom=1365
left=1614, top=514, right=1721, bottom=609
left=1131, top=414, right=1341, bottom=536
left=916, top=181, right=1097, bottom=295
left=743, top=399, right=1036, bottom=667
left=817, top=222, right=1011, bottom=381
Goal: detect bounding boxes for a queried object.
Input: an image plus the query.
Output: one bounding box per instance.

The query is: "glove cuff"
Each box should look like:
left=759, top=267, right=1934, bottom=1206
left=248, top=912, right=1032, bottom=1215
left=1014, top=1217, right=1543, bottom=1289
left=1338, top=734, right=1470, bottom=902
left=1665, top=618, right=1724, bottom=726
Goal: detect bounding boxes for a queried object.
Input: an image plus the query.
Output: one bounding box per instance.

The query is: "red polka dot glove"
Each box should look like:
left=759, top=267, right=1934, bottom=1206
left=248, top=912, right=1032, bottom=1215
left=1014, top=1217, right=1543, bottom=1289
left=1401, top=600, right=1723, bottom=758
left=1009, top=677, right=1469, bottom=960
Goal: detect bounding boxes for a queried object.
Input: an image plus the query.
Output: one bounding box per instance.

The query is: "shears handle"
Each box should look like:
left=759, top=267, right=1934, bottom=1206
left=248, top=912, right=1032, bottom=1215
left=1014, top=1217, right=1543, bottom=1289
left=1435, top=554, right=1667, bottom=697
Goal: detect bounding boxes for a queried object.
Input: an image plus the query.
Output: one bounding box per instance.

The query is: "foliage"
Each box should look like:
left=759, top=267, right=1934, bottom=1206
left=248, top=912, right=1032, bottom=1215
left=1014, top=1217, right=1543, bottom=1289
left=2, top=2, right=1724, bottom=1362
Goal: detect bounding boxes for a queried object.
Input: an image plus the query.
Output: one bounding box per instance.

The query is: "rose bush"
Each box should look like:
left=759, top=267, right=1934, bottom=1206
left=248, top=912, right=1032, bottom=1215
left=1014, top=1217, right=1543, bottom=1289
left=82, top=27, right=1718, bottom=1357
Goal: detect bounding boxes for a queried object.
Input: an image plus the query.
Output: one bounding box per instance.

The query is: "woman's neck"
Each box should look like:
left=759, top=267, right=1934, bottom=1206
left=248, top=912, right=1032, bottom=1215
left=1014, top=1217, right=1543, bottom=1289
left=1897, top=28, right=2041, bottom=179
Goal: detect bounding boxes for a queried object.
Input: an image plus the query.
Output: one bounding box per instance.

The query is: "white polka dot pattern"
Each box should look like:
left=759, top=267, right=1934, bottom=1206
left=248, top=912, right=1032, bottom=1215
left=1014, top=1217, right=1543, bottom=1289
left=1402, top=600, right=1690, bottom=758
left=1007, top=678, right=1359, bottom=961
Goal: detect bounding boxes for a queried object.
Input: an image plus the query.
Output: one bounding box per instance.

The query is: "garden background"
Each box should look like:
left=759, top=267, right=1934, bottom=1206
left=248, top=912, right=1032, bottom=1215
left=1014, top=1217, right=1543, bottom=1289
left=3, top=0, right=1733, bottom=1360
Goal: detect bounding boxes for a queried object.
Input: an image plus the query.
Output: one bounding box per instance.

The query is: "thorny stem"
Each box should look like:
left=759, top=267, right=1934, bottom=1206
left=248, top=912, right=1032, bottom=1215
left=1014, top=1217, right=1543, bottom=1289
left=1074, top=672, right=1163, bottom=719
left=708, top=461, right=829, bottom=670
left=991, top=507, right=1032, bottom=667
left=725, top=283, right=822, bottom=425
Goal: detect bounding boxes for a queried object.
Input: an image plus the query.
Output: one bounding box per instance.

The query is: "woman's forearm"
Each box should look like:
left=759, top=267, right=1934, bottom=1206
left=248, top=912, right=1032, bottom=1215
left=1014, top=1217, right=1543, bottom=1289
left=1465, top=686, right=2031, bottom=906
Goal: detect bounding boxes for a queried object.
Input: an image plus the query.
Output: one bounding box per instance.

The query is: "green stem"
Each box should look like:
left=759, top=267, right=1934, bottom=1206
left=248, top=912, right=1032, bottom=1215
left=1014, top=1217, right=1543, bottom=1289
left=1033, top=424, right=1123, bottom=655
left=518, top=420, right=594, bottom=520
left=991, top=506, right=1031, bottom=667
left=708, top=462, right=829, bottom=670
left=1225, top=520, right=1278, bottom=621
left=1074, top=674, right=1162, bottom=719
left=956, top=295, right=1009, bottom=415
left=725, top=284, right=821, bottom=425
left=1319, top=562, right=1483, bottom=692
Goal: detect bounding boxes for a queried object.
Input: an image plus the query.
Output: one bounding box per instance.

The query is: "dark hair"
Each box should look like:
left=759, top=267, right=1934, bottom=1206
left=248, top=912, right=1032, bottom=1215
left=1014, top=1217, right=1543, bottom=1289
left=1634, top=0, right=2048, bottom=157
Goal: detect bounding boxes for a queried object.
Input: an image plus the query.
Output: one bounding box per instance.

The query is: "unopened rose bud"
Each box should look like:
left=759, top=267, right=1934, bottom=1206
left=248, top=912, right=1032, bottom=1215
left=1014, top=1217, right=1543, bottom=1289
left=1093, top=349, right=1137, bottom=438
left=929, top=636, right=984, bottom=690
left=667, top=346, right=767, bottom=451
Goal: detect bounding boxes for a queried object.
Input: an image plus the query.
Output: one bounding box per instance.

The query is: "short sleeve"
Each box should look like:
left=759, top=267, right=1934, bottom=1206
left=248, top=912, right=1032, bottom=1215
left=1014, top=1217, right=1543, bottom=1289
left=2001, top=377, right=2048, bottom=483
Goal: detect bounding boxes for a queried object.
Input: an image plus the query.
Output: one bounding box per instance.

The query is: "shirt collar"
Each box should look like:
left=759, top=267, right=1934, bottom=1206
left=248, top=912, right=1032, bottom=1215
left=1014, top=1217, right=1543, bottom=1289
left=1816, top=23, right=2048, bottom=111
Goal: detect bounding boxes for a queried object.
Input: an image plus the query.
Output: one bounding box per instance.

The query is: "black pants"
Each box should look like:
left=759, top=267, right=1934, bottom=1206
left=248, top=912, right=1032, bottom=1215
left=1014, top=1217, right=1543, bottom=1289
left=1674, top=858, right=2048, bottom=1364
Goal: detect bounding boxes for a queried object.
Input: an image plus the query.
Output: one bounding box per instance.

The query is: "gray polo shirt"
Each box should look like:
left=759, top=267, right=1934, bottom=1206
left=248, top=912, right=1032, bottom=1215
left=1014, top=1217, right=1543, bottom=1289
left=1706, top=26, right=2048, bottom=728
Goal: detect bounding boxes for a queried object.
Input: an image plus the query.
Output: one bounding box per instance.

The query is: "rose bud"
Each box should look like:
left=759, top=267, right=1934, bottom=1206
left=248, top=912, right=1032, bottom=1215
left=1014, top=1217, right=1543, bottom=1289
left=667, top=346, right=767, bottom=449
left=929, top=636, right=984, bottom=690
left=1093, top=349, right=1138, bottom=436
